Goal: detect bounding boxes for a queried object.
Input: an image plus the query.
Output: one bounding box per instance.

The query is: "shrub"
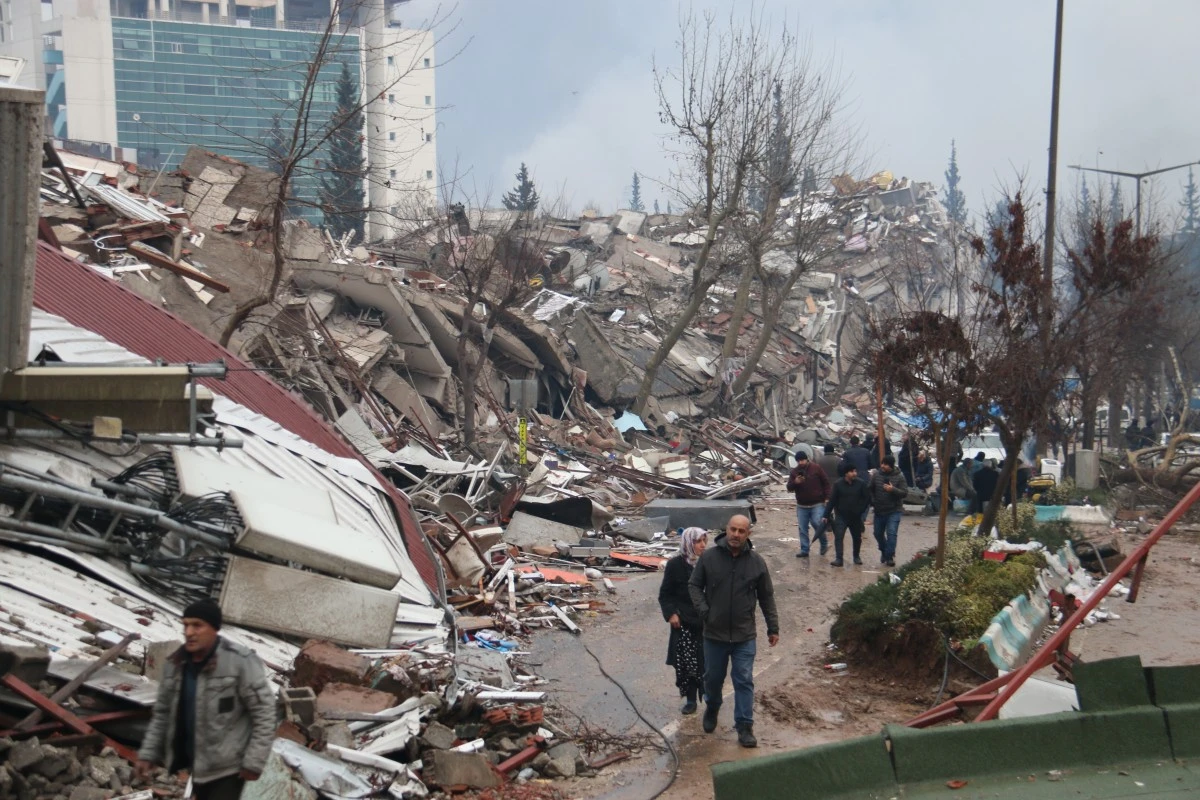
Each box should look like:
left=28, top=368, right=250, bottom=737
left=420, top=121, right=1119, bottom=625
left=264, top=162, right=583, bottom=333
left=830, top=578, right=904, bottom=646
left=943, top=594, right=996, bottom=640
left=1029, top=520, right=1073, bottom=550
left=996, top=501, right=1038, bottom=542
left=897, top=565, right=958, bottom=620
left=1043, top=477, right=1075, bottom=505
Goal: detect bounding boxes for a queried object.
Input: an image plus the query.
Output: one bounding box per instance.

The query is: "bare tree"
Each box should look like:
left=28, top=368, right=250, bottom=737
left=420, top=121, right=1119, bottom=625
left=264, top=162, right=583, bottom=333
left=971, top=194, right=1161, bottom=537
left=631, top=10, right=795, bottom=416
left=190, top=1, right=460, bottom=346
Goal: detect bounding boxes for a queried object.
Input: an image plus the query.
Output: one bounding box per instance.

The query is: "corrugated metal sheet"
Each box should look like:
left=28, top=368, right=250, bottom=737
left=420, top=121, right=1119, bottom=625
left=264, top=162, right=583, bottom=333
left=32, top=242, right=439, bottom=592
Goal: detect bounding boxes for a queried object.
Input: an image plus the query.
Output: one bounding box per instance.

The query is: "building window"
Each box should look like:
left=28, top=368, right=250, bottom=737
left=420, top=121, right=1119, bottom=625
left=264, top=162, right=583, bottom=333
left=423, top=57, right=430, bottom=68
left=424, top=95, right=431, bottom=105
left=389, top=169, right=397, bottom=179
left=388, top=131, right=396, bottom=142
left=425, top=133, right=432, bottom=143
left=387, top=93, right=394, bottom=104
left=386, top=55, right=394, bottom=66
left=425, top=170, right=433, bottom=179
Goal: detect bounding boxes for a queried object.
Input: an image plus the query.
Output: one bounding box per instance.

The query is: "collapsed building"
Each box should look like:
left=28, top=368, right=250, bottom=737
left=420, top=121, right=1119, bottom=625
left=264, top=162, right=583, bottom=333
left=1, top=122, right=981, bottom=797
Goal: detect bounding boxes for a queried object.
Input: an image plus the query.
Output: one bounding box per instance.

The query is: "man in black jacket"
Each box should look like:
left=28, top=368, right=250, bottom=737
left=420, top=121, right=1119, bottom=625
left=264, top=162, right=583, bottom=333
left=841, top=435, right=871, bottom=478
left=688, top=515, right=779, bottom=748
left=827, top=465, right=871, bottom=566
left=868, top=454, right=908, bottom=567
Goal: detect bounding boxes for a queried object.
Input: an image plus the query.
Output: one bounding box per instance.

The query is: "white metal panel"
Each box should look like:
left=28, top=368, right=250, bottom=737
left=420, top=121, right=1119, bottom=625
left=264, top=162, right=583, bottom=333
left=173, top=447, right=337, bottom=523
left=231, top=489, right=400, bottom=589
left=219, top=556, right=401, bottom=648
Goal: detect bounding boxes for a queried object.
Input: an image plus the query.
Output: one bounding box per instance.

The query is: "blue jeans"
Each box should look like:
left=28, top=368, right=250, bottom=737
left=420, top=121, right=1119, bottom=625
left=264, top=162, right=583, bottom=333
left=703, top=638, right=757, bottom=727
left=873, top=510, right=902, bottom=562
left=795, top=503, right=827, bottom=554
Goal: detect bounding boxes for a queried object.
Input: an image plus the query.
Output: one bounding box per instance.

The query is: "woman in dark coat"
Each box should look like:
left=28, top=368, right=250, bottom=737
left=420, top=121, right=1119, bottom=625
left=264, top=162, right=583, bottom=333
left=658, top=527, right=708, bottom=714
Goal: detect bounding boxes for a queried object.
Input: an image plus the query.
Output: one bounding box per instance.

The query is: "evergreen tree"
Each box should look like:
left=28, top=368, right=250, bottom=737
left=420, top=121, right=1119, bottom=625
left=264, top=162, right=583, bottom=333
left=629, top=172, right=644, bottom=211
left=264, top=115, right=288, bottom=177
left=318, top=62, right=366, bottom=242
left=654, top=198, right=661, bottom=214
left=502, top=163, right=540, bottom=212
left=1181, top=168, right=1200, bottom=235
left=766, top=81, right=796, bottom=197
left=1108, top=179, right=1125, bottom=230
left=943, top=140, right=967, bottom=226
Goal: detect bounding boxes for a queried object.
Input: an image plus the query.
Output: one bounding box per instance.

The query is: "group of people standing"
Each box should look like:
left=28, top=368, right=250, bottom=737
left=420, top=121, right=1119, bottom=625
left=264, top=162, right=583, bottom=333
left=785, top=434, right=924, bottom=568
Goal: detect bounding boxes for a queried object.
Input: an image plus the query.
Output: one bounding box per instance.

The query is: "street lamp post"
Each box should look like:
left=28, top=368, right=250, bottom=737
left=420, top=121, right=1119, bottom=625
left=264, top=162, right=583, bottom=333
left=1069, top=160, right=1200, bottom=236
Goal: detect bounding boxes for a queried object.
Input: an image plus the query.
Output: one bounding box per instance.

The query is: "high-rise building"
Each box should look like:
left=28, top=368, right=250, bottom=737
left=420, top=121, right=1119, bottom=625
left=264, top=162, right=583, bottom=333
left=0, top=0, right=434, bottom=240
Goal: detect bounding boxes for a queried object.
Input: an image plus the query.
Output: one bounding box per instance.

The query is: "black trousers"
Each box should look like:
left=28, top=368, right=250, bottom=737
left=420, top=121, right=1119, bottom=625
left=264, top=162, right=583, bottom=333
left=831, top=514, right=864, bottom=561
left=194, top=775, right=245, bottom=800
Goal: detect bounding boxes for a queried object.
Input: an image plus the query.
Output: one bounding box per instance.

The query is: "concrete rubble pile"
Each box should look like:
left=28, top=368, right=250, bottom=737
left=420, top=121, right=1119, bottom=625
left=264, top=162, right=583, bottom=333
left=16, top=144, right=979, bottom=798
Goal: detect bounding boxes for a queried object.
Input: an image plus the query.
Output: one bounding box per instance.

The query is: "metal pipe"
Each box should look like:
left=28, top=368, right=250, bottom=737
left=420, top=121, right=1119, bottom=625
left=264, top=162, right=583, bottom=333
left=0, top=470, right=228, bottom=548
left=91, top=479, right=161, bottom=503
left=976, top=477, right=1200, bottom=721
left=0, top=428, right=242, bottom=449
left=0, top=516, right=113, bottom=553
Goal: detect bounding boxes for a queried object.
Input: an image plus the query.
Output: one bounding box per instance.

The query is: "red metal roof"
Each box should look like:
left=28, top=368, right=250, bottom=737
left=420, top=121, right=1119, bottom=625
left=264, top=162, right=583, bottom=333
left=32, top=241, right=439, bottom=593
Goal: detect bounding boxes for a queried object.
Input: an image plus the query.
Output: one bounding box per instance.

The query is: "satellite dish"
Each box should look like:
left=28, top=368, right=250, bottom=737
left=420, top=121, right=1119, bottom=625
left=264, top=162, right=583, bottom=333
left=132, top=113, right=141, bottom=122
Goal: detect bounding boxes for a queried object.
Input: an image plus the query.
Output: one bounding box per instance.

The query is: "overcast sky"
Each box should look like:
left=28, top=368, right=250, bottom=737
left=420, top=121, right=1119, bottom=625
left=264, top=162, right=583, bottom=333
left=412, top=0, right=1200, bottom=227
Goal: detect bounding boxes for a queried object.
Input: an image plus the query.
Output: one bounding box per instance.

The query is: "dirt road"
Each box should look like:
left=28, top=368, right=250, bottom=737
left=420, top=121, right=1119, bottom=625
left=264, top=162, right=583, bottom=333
left=522, top=494, right=947, bottom=800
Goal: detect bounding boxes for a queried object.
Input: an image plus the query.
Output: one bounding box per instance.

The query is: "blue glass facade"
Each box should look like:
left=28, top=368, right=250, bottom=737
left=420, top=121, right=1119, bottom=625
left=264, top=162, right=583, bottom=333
left=111, top=17, right=359, bottom=222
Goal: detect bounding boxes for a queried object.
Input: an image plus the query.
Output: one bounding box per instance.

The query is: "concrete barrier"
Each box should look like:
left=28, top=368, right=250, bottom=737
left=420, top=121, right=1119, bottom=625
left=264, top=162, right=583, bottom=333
left=977, top=544, right=1079, bottom=672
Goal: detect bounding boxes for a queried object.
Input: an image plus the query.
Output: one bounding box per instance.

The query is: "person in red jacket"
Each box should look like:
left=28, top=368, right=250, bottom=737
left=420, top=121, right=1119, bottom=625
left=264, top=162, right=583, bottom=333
left=786, top=451, right=832, bottom=558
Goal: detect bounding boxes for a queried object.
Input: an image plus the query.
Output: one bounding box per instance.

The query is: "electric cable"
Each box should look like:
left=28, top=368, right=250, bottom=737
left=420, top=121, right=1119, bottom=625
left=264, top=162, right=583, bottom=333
left=580, top=639, right=679, bottom=800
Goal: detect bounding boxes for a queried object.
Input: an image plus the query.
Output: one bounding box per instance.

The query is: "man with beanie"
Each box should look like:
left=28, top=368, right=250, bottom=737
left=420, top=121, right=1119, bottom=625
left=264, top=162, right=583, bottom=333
left=868, top=453, right=908, bottom=567
left=817, top=443, right=842, bottom=481
left=137, top=598, right=275, bottom=800
left=786, top=450, right=832, bottom=558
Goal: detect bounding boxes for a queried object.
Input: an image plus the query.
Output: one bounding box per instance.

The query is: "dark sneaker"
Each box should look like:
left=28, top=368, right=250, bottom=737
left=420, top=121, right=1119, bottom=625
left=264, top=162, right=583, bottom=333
left=702, top=704, right=720, bottom=733
left=830, top=559, right=844, bottom=567
left=681, top=701, right=697, bottom=715
left=885, top=559, right=896, bottom=567
left=736, top=724, right=758, bottom=748
left=853, top=557, right=863, bottom=565
left=796, top=551, right=809, bottom=558
left=819, top=542, right=829, bottom=556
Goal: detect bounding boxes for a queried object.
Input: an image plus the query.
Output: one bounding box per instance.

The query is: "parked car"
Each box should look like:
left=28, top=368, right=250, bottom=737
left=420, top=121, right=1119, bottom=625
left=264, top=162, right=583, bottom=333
left=960, top=432, right=1006, bottom=464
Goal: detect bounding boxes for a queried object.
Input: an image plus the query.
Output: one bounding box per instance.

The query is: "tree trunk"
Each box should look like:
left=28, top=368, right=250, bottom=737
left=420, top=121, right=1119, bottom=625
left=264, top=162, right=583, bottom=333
left=719, top=257, right=755, bottom=364
left=1080, top=387, right=1098, bottom=451
left=727, top=252, right=809, bottom=399
left=933, top=420, right=956, bottom=571
left=977, top=433, right=1023, bottom=537
left=1107, top=386, right=1126, bottom=449
left=457, top=332, right=478, bottom=445
left=632, top=276, right=719, bottom=416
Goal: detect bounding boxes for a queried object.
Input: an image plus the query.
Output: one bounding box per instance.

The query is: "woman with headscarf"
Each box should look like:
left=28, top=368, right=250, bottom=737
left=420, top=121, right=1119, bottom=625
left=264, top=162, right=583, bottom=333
left=658, top=527, right=708, bottom=714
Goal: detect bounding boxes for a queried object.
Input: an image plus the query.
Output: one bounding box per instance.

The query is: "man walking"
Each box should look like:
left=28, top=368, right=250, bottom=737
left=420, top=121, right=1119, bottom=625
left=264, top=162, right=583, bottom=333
left=786, top=450, right=832, bottom=558
left=841, top=435, right=871, bottom=478
left=689, top=515, right=779, bottom=748
left=868, top=454, right=908, bottom=567
left=817, top=443, right=842, bottom=480
left=137, top=599, right=275, bottom=800
left=827, top=465, right=870, bottom=566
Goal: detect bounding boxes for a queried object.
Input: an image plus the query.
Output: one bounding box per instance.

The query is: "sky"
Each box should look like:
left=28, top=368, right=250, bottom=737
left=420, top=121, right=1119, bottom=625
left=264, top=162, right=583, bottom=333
left=407, top=0, right=1200, bottom=227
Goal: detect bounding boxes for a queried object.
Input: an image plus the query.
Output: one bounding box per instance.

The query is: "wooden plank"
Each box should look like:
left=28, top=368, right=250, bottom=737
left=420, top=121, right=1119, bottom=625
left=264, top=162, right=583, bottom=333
left=128, top=242, right=230, bottom=293
left=1, top=674, right=139, bottom=761
left=15, top=632, right=140, bottom=729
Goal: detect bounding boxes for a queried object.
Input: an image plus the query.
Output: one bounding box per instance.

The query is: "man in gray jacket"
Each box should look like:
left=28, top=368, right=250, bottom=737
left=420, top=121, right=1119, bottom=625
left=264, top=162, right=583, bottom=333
left=136, top=599, right=275, bottom=800
left=688, top=515, right=779, bottom=748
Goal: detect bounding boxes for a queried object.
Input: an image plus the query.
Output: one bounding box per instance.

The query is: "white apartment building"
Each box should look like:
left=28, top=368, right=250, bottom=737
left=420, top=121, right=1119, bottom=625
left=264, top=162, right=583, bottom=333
left=0, top=0, right=435, bottom=240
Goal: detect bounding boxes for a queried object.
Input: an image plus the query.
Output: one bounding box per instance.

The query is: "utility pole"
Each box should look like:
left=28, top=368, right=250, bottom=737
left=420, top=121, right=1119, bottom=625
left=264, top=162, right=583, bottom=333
left=1042, top=0, right=1064, bottom=289
left=1068, top=161, right=1200, bottom=236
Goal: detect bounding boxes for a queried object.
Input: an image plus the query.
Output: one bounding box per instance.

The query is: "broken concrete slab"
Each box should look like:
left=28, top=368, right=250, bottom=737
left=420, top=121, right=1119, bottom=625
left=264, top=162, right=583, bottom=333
left=0, top=644, right=50, bottom=685
left=420, top=721, right=459, bottom=750
left=292, top=640, right=371, bottom=694
left=642, top=499, right=756, bottom=531
left=614, top=516, right=669, bottom=543
left=316, top=683, right=398, bottom=716
left=503, top=511, right=587, bottom=551
left=428, top=750, right=501, bottom=789
left=455, top=646, right=515, bottom=690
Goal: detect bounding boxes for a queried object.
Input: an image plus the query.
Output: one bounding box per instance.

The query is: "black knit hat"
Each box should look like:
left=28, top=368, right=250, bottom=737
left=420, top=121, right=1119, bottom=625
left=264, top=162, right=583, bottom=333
left=182, top=598, right=222, bottom=630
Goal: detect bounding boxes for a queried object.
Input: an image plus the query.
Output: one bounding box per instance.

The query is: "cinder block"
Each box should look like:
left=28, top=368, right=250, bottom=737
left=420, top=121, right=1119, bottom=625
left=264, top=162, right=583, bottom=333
left=279, top=686, right=317, bottom=726
left=0, top=644, right=50, bottom=684
left=428, top=751, right=501, bottom=789
left=291, top=640, right=370, bottom=694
